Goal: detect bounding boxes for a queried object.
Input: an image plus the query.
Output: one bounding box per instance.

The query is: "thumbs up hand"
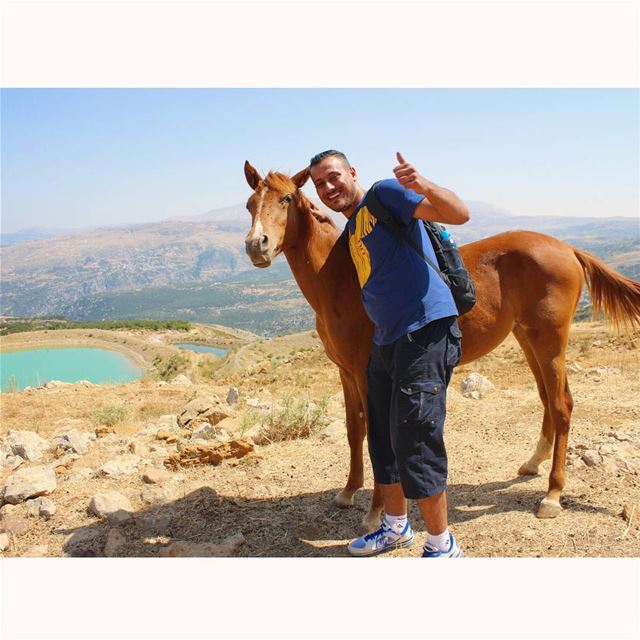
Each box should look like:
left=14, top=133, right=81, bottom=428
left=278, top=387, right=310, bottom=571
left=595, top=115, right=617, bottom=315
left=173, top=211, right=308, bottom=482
left=393, top=151, right=430, bottom=196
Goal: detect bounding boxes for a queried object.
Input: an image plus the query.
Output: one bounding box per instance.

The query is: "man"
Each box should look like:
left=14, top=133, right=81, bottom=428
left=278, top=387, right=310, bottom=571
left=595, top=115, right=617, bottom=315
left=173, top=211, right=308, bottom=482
left=309, top=149, right=469, bottom=558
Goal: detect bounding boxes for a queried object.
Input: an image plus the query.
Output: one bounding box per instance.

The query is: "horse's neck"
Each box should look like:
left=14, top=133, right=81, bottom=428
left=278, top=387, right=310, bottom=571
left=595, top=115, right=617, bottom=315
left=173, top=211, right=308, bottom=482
left=282, top=205, right=341, bottom=312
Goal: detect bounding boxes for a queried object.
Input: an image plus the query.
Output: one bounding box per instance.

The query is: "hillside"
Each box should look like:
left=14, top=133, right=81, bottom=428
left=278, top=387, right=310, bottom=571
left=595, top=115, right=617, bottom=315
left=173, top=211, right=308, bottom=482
left=1, top=201, right=638, bottom=334
left=1, top=321, right=638, bottom=557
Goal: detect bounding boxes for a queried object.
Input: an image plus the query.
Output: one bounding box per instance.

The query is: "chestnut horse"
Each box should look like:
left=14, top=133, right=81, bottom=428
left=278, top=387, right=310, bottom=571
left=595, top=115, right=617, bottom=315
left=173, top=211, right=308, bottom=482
left=243, top=161, right=640, bottom=531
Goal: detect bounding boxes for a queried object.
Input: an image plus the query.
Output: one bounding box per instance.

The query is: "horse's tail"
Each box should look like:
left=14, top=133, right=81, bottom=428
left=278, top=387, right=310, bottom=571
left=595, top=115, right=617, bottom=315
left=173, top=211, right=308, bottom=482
left=574, top=248, right=640, bottom=331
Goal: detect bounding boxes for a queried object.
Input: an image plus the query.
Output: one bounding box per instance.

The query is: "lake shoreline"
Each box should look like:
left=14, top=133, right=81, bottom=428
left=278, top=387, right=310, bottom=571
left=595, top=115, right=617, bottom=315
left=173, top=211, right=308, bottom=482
left=0, top=329, right=172, bottom=372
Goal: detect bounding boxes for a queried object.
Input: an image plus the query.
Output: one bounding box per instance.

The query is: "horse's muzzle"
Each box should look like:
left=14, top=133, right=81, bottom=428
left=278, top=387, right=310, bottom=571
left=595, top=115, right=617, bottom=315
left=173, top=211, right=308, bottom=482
left=245, top=237, right=273, bottom=268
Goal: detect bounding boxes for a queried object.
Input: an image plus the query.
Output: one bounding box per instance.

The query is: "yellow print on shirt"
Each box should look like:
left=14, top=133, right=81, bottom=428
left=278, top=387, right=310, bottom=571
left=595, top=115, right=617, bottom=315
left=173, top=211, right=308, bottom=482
left=348, top=205, right=377, bottom=288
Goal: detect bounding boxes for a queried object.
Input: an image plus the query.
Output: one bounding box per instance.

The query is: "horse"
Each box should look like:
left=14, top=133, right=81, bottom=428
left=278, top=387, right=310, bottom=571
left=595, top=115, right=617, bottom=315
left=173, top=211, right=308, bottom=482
left=243, top=161, right=640, bottom=532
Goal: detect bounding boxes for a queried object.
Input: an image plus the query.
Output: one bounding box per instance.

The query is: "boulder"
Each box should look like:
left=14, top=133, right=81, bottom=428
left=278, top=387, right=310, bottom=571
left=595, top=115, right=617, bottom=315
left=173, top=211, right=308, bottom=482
left=100, top=454, right=141, bottom=477
left=89, top=491, right=134, bottom=525
left=6, top=430, right=51, bottom=461
left=158, top=532, right=245, bottom=557
left=581, top=450, right=603, bottom=467
left=177, top=396, right=229, bottom=429
left=142, top=468, right=174, bottom=484
left=25, top=497, right=56, bottom=519
left=460, top=373, right=495, bottom=399
left=139, top=484, right=182, bottom=506
left=0, top=514, right=30, bottom=536
left=24, top=544, right=49, bottom=557
left=2, top=454, right=25, bottom=471
left=191, top=423, right=218, bottom=441
left=164, top=439, right=254, bottom=470
left=103, top=528, right=127, bottom=557
left=54, top=429, right=94, bottom=455
left=136, top=511, right=173, bottom=535
left=170, top=374, right=192, bottom=386
left=2, top=465, right=57, bottom=504
left=95, top=426, right=117, bottom=438
left=0, top=533, right=9, bottom=552
left=226, top=387, right=239, bottom=405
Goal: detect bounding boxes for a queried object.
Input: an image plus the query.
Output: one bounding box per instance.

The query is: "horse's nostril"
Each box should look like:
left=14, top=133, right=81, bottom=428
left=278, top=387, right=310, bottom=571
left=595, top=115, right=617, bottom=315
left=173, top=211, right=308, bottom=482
left=260, top=234, right=269, bottom=248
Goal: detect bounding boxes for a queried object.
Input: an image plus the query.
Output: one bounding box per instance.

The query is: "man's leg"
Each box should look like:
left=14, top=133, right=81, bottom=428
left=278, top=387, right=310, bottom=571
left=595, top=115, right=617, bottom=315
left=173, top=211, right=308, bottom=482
left=417, top=489, right=448, bottom=536
left=390, top=316, right=463, bottom=557
left=381, top=482, right=407, bottom=516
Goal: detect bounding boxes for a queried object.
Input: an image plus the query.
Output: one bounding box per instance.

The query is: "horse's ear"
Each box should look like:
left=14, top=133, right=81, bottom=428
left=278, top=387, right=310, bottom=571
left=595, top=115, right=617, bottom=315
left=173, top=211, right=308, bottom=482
left=244, top=161, right=263, bottom=190
left=291, top=167, right=310, bottom=189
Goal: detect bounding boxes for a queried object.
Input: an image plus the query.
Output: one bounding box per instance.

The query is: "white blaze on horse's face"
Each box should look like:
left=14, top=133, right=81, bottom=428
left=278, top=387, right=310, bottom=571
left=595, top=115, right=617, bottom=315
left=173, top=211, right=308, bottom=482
left=244, top=184, right=292, bottom=268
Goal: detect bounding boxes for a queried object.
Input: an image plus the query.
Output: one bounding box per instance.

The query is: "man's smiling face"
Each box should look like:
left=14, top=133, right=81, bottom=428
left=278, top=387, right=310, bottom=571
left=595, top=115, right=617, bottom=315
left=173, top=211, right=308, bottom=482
left=310, top=156, right=360, bottom=215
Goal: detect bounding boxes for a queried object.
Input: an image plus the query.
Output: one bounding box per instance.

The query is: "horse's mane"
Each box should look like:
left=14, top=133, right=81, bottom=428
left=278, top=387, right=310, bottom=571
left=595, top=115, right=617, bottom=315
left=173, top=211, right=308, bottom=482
left=264, top=171, right=338, bottom=229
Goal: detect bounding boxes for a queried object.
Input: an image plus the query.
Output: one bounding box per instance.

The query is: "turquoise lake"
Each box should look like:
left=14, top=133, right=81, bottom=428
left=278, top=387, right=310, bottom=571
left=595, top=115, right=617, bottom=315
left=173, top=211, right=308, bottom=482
left=0, top=347, right=142, bottom=392
left=174, top=343, right=228, bottom=357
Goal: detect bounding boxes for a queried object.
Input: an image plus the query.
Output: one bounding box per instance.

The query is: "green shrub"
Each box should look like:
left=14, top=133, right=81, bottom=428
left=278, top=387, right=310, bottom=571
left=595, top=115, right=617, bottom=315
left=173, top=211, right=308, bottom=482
left=259, top=394, right=329, bottom=443
left=90, top=404, right=128, bottom=427
left=198, top=356, right=222, bottom=380
left=152, top=353, right=189, bottom=380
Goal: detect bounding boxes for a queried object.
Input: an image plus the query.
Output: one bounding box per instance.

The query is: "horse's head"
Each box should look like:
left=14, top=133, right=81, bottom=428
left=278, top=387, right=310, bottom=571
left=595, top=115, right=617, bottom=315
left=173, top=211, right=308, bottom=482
left=243, top=161, right=310, bottom=268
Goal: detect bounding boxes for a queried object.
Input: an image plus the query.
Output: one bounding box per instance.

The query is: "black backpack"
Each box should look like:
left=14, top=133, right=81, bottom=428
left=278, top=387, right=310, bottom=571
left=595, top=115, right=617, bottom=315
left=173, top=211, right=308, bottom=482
left=363, top=182, right=477, bottom=316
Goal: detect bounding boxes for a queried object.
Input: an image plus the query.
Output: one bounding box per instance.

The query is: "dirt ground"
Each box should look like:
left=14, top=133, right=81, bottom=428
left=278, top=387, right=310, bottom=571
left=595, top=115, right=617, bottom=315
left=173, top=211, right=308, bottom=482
left=1, top=320, right=639, bottom=557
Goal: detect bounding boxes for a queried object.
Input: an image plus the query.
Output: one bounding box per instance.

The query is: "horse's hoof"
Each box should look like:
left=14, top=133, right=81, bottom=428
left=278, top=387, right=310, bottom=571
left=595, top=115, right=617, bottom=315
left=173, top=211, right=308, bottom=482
left=359, top=513, right=382, bottom=535
left=536, top=498, right=562, bottom=519
left=517, top=461, right=540, bottom=476
left=334, top=490, right=355, bottom=508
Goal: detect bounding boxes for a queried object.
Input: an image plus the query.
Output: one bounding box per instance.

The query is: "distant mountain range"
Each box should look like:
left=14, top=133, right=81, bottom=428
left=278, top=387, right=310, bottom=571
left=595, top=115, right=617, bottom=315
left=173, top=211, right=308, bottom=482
left=1, top=200, right=638, bottom=334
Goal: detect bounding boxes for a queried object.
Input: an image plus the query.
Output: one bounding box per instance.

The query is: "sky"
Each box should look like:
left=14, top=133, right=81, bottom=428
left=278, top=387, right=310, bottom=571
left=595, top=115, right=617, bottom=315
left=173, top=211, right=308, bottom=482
left=1, top=88, right=638, bottom=233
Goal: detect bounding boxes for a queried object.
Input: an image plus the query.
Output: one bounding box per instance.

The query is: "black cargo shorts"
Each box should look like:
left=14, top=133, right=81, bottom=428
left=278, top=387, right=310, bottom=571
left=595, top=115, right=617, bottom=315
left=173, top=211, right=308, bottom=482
left=366, top=315, right=462, bottom=499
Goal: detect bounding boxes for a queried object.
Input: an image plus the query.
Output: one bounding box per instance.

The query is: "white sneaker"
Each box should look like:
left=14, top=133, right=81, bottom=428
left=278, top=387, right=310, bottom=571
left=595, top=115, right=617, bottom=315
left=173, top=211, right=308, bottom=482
left=347, top=520, right=415, bottom=557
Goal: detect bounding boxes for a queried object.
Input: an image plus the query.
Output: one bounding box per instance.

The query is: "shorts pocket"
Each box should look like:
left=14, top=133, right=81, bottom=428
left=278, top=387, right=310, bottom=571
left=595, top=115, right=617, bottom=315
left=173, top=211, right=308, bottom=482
left=398, top=379, right=444, bottom=424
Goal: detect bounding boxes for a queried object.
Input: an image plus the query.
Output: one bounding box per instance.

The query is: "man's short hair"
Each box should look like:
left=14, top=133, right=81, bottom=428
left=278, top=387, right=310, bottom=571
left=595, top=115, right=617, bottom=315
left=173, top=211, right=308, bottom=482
left=309, top=150, right=351, bottom=168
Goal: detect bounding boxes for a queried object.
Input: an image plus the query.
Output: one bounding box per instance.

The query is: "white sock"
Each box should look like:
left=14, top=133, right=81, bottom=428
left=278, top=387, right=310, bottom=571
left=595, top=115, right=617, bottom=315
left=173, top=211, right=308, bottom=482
left=383, top=513, right=408, bottom=535
left=427, top=529, right=451, bottom=552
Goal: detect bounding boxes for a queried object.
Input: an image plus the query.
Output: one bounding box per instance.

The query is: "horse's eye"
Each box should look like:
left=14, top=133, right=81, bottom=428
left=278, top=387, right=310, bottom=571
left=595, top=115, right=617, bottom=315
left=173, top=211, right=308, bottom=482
left=281, top=195, right=292, bottom=205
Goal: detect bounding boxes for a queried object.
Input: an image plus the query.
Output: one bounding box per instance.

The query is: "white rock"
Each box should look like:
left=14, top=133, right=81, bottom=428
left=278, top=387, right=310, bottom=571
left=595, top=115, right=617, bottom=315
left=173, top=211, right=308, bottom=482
left=103, top=528, right=127, bottom=557
left=6, top=430, right=51, bottom=461
left=139, top=485, right=181, bottom=506
left=246, top=397, right=270, bottom=409
left=0, top=533, right=9, bottom=552
left=581, top=450, right=603, bottom=467
left=460, top=373, right=495, bottom=399
left=25, top=497, right=56, bottom=519
left=142, top=468, right=173, bottom=484
left=171, top=374, right=192, bottom=386
left=100, top=454, right=141, bottom=477
left=70, top=467, right=95, bottom=482
left=54, top=429, right=93, bottom=455
left=136, top=423, right=160, bottom=437
left=89, top=491, right=134, bottom=525
left=2, top=454, right=25, bottom=471
left=24, top=544, right=48, bottom=557
left=43, top=380, right=71, bottom=389
left=2, top=465, right=57, bottom=504
left=158, top=532, right=245, bottom=557
left=191, top=424, right=217, bottom=440
left=567, top=362, right=583, bottom=373
left=226, top=387, right=239, bottom=405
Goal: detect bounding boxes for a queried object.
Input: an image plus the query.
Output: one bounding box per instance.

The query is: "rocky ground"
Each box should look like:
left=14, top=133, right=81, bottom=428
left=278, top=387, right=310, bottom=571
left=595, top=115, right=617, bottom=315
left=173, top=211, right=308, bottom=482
left=1, top=321, right=639, bottom=557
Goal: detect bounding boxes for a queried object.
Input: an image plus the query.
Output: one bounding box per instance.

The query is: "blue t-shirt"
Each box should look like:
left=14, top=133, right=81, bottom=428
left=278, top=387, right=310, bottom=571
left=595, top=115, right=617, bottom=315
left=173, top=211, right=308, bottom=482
left=345, top=179, right=458, bottom=346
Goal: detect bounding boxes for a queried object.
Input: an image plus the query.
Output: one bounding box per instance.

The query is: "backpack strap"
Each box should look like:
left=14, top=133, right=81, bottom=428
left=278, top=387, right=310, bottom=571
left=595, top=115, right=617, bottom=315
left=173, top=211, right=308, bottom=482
left=363, top=181, right=446, bottom=281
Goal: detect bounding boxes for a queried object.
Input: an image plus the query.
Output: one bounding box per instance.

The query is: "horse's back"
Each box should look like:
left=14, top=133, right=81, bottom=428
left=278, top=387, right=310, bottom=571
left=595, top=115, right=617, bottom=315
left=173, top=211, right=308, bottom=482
left=457, top=230, right=585, bottom=363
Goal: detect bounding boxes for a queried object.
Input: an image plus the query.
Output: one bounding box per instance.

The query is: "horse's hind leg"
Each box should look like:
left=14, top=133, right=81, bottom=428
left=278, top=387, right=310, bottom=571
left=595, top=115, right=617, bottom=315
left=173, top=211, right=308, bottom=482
left=516, top=326, right=574, bottom=518
left=335, top=368, right=366, bottom=508
left=512, top=326, right=554, bottom=476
